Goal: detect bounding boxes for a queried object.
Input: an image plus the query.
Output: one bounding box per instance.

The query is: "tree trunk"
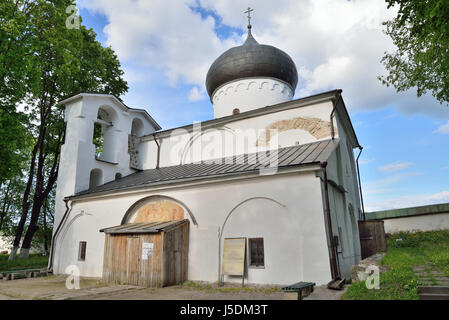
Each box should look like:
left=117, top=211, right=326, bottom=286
left=19, top=121, right=61, bottom=258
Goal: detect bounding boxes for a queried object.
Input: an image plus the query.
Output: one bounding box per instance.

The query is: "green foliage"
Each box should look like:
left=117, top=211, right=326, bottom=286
left=93, top=122, right=104, bottom=159
left=0, top=0, right=128, bottom=255
left=343, top=229, right=449, bottom=300
left=0, top=254, right=48, bottom=272
left=380, top=0, right=449, bottom=104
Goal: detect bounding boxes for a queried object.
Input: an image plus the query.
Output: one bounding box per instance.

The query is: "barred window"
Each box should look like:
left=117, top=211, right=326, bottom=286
left=248, top=238, right=264, bottom=267
left=78, top=241, right=87, bottom=261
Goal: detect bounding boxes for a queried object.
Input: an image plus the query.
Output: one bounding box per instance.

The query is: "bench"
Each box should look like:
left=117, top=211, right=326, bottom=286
left=418, top=286, right=449, bottom=300
left=0, top=268, right=48, bottom=281
left=282, top=281, right=315, bottom=300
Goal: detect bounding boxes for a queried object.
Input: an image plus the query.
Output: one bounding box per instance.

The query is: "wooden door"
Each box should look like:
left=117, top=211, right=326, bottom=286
left=163, top=223, right=188, bottom=286
left=126, top=236, right=140, bottom=285
left=358, top=221, right=386, bottom=259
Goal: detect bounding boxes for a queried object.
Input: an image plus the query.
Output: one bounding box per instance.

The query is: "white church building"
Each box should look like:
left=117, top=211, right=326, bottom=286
left=50, top=22, right=363, bottom=287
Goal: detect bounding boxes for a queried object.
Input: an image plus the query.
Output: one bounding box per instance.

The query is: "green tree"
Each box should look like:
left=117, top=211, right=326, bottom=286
left=380, top=0, right=449, bottom=104
left=1, top=0, right=128, bottom=259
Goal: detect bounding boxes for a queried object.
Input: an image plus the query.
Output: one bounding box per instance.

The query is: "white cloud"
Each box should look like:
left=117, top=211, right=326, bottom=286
left=358, top=158, right=375, bottom=165
left=378, top=162, right=413, bottom=173
left=365, top=190, right=449, bottom=212
left=363, top=172, right=422, bottom=196
left=435, top=121, right=449, bottom=134
left=78, top=0, right=240, bottom=88
left=79, top=0, right=449, bottom=119
left=188, top=86, right=206, bottom=101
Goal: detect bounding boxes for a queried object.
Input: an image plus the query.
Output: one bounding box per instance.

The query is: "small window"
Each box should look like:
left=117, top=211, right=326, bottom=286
left=248, top=238, right=264, bottom=267
left=115, top=173, right=122, bottom=180
left=232, top=108, right=240, bottom=115
left=78, top=241, right=87, bottom=261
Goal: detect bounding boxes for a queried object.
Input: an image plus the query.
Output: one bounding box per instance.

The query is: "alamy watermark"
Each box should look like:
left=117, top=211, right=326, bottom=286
left=65, top=265, right=80, bottom=290
left=66, top=5, right=80, bottom=30
left=357, top=265, right=380, bottom=290
left=167, top=123, right=281, bottom=175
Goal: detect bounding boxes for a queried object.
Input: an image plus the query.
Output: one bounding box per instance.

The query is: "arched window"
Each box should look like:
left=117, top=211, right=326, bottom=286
left=89, top=169, right=103, bottom=189
left=115, top=173, right=122, bottom=181
left=232, top=108, right=240, bottom=115
left=93, top=106, right=117, bottom=162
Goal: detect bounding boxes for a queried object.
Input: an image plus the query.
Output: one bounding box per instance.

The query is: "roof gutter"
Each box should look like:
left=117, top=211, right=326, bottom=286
left=153, top=133, right=161, bottom=169
left=330, top=91, right=342, bottom=140
left=320, top=162, right=341, bottom=280
left=48, top=199, right=73, bottom=271
left=356, top=147, right=365, bottom=221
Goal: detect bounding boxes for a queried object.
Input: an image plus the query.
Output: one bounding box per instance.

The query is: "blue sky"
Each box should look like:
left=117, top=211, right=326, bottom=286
left=77, top=0, right=449, bottom=211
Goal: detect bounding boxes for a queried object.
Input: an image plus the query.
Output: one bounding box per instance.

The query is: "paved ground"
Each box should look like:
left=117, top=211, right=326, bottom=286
left=0, top=276, right=344, bottom=300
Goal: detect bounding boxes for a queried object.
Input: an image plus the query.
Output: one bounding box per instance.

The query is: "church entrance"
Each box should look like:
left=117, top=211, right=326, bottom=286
left=100, top=220, right=189, bottom=287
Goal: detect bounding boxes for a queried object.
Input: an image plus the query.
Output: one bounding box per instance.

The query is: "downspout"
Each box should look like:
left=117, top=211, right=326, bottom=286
left=321, top=162, right=340, bottom=279
left=48, top=198, right=73, bottom=271
left=356, top=147, right=365, bottom=221
left=330, top=93, right=342, bottom=140
left=153, top=133, right=160, bottom=169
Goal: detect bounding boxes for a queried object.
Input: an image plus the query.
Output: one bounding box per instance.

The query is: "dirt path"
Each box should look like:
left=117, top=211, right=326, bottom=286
left=0, top=276, right=344, bottom=300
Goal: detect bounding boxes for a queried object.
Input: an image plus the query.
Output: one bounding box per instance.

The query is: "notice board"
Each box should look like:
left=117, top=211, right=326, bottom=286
left=222, top=237, right=246, bottom=276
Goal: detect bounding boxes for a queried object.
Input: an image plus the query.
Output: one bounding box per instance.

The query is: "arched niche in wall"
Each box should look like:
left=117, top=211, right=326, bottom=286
left=93, top=105, right=118, bottom=162
left=89, top=168, right=103, bottom=189
left=129, top=118, right=144, bottom=168
left=180, top=126, right=236, bottom=165
left=121, top=195, right=198, bottom=226
left=131, top=118, right=144, bottom=137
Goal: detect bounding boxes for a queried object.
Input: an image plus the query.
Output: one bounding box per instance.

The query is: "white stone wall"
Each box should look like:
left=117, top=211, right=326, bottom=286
left=140, top=100, right=336, bottom=169
left=54, top=95, right=157, bottom=229
left=212, top=78, right=294, bottom=118
left=382, top=213, right=449, bottom=233
left=53, top=171, right=334, bottom=286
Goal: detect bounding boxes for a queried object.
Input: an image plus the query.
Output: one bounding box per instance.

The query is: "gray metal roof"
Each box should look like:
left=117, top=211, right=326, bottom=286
left=100, top=219, right=189, bottom=234
left=206, top=30, right=298, bottom=99
left=71, top=139, right=339, bottom=199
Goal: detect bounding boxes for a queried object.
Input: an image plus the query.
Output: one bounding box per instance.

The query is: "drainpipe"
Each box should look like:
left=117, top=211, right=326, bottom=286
left=48, top=199, right=73, bottom=271
left=330, top=93, right=342, bottom=140
left=321, top=162, right=340, bottom=279
left=153, top=133, right=160, bottom=169
left=355, top=147, right=365, bottom=221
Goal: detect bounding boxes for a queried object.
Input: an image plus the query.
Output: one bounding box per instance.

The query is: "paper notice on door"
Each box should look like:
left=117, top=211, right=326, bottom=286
left=142, top=242, right=154, bottom=260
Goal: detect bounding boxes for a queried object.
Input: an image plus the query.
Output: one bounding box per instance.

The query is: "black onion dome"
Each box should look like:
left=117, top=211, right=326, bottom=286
left=206, top=31, right=298, bottom=98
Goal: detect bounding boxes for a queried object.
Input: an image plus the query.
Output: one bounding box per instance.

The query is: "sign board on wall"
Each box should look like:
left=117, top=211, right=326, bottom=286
left=142, top=242, right=154, bottom=260
left=222, top=238, right=246, bottom=276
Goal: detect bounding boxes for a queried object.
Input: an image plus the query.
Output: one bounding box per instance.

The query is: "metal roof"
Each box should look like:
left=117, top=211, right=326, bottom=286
left=365, top=202, right=449, bottom=221
left=100, top=219, right=189, bottom=234
left=70, top=139, right=339, bottom=199
left=206, top=30, right=298, bottom=99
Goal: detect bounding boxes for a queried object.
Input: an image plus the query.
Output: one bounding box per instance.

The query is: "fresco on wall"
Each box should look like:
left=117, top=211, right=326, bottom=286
left=132, top=200, right=185, bottom=223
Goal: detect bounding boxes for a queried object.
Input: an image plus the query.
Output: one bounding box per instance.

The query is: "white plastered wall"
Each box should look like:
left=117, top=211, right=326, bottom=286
left=54, top=171, right=333, bottom=286
left=140, top=100, right=336, bottom=169
left=53, top=95, right=157, bottom=229
left=211, top=78, right=293, bottom=118
left=382, top=213, right=449, bottom=233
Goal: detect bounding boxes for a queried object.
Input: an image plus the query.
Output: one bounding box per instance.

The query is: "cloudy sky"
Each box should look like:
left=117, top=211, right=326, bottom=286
left=76, top=0, right=449, bottom=211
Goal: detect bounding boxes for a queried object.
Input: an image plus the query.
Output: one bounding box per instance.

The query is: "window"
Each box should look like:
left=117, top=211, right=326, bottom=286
left=115, top=173, right=122, bottom=181
left=78, top=241, right=87, bottom=261
left=232, top=108, right=240, bottom=115
left=248, top=238, right=264, bottom=267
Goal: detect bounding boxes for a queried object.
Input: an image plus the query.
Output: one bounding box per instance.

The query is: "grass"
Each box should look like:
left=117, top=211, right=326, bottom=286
left=342, top=229, right=449, bottom=300
left=0, top=254, right=49, bottom=272
left=179, top=280, right=281, bottom=294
